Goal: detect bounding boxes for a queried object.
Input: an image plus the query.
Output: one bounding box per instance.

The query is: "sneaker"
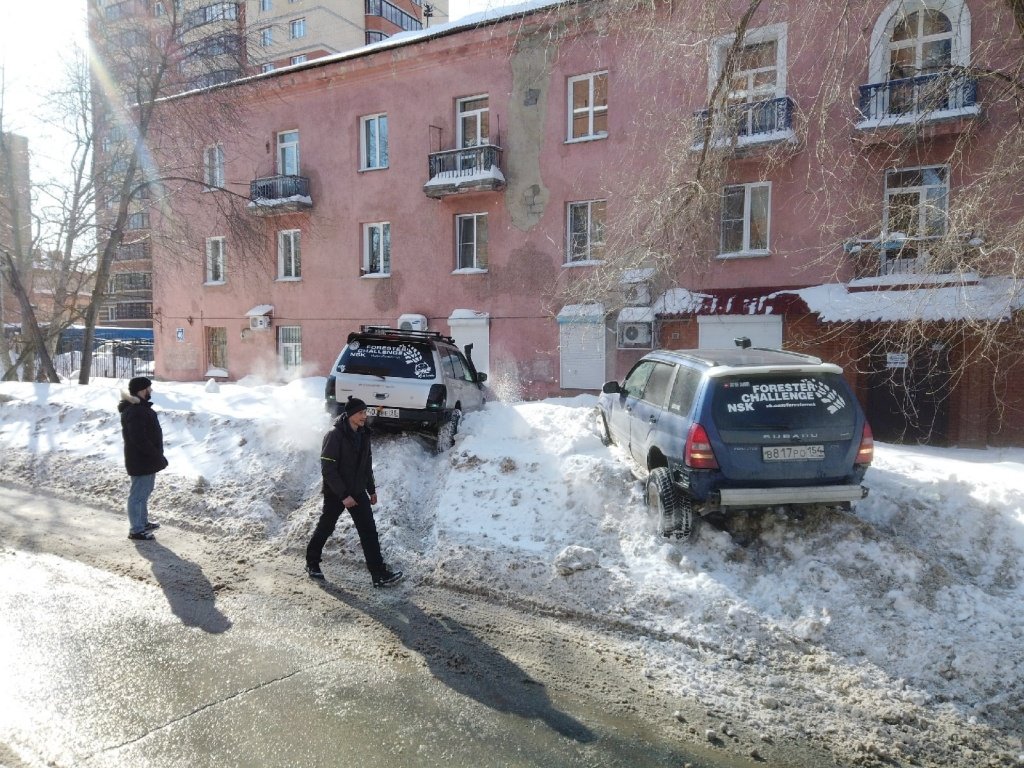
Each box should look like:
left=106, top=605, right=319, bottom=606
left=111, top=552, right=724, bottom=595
left=128, top=531, right=155, bottom=541
left=305, top=564, right=325, bottom=580
left=144, top=521, right=161, bottom=531
left=372, top=569, right=405, bottom=588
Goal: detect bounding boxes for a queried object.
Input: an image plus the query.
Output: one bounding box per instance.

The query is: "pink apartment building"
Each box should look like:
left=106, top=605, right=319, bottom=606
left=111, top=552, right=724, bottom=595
left=146, top=0, right=1024, bottom=446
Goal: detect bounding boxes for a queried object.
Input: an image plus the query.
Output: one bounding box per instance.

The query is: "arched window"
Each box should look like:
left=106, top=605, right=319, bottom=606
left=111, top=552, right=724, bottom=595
left=863, top=0, right=973, bottom=120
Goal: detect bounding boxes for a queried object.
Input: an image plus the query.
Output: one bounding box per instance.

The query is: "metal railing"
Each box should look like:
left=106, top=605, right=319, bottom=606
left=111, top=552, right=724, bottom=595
left=693, top=96, right=794, bottom=146
left=858, top=71, right=977, bottom=121
left=427, top=144, right=502, bottom=179
left=250, top=174, right=310, bottom=201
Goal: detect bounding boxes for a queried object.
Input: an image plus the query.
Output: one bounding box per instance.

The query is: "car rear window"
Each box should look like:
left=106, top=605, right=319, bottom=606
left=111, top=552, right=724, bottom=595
left=339, top=340, right=437, bottom=379
left=711, top=373, right=855, bottom=429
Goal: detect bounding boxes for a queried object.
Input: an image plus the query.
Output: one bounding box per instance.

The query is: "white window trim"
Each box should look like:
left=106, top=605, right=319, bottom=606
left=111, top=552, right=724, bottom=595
left=565, top=199, right=606, bottom=265
left=883, top=163, right=949, bottom=238
left=456, top=95, right=489, bottom=148
left=277, top=229, right=301, bottom=280
left=566, top=71, right=608, bottom=143
left=278, top=326, right=302, bottom=369
left=289, top=18, right=306, bottom=39
left=290, top=54, right=307, bottom=65
left=260, top=27, right=272, bottom=47
left=718, top=182, right=771, bottom=258
left=454, top=213, right=488, bottom=272
left=708, top=23, right=788, bottom=99
left=277, top=130, right=299, bottom=175
left=868, top=0, right=971, bottom=85
left=203, top=143, right=224, bottom=189
left=205, top=237, right=226, bottom=285
left=362, top=222, right=391, bottom=277
left=360, top=113, right=388, bottom=170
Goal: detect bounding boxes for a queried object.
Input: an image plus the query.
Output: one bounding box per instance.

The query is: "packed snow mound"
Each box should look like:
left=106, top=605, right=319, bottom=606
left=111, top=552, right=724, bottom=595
left=1, top=377, right=1022, bottom=755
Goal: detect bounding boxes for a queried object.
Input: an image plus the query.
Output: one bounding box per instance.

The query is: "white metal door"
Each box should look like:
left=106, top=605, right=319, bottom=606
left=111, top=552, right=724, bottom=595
left=697, top=315, right=782, bottom=348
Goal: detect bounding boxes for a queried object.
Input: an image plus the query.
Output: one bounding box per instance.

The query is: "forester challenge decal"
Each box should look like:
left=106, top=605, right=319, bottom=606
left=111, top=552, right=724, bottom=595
left=725, top=378, right=847, bottom=414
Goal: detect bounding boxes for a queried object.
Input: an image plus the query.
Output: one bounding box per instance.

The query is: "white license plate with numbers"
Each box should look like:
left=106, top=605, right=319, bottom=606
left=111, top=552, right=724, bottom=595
left=365, top=407, right=399, bottom=418
left=762, top=445, right=825, bottom=462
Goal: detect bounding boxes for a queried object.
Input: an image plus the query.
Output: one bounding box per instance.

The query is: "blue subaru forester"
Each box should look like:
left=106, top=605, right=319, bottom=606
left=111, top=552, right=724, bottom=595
left=596, top=341, right=873, bottom=540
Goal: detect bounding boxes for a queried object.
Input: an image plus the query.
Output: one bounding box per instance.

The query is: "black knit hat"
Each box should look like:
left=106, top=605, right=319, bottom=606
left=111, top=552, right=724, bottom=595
left=129, top=376, right=152, bottom=396
left=344, top=396, right=367, bottom=416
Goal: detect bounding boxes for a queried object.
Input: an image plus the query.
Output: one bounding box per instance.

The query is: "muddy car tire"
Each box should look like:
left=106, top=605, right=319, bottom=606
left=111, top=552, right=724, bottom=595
left=647, top=467, right=682, bottom=538
left=596, top=411, right=612, bottom=446
left=436, top=408, right=462, bottom=453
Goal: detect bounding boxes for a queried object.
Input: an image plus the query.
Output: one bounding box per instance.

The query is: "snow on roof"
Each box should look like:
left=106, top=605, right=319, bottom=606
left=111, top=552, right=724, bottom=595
left=245, top=305, right=274, bottom=317
left=619, top=268, right=655, bottom=284
left=617, top=306, right=654, bottom=323
left=785, top=278, right=1024, bottom=323
left=449, top=309, right=490, bottom=320
left=557, top=303, right=604, bottom=323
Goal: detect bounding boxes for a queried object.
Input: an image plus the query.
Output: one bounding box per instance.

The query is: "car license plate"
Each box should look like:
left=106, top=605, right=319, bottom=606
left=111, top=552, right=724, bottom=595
left=365, top=407, right=399, bottom=418
left=762, top=444, right=825, bottom=462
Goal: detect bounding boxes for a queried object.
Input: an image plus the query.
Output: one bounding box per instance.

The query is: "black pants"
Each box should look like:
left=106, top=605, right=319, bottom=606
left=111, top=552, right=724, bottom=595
left=306, top=491, right=384, bottom=576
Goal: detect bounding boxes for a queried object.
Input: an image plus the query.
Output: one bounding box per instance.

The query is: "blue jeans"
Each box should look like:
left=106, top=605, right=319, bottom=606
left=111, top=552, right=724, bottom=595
left=127, top=474, right=156, bottom=534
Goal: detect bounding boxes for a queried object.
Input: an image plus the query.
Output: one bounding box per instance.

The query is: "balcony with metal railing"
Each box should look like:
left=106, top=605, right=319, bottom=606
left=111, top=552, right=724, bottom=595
left=846, top=234, right=976, bottom=280
left=248, top=175, right=313, bottom=215
left=423, top=145, right=505, bottom=199
left=856, top=70, right=979, bottom=133
left=692, top=96, right=796, bottom=153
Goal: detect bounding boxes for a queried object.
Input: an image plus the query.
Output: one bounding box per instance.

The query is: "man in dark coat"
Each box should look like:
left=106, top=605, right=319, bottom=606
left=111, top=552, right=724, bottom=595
left=118, top=376, right=168, bottom=540
left=305, top=397, right=404, bottom=587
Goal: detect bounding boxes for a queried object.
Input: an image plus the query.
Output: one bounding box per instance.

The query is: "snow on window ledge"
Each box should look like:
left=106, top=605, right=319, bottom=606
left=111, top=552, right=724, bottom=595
left=563, top=259, right=603, bottom=268
left=452, top=267, right=488, bottom=275
left=855, top=105, right=980, bottom=131
left=205, top=367, right=229, bottom=378
left=360, top=272, right=391, bottom=279
left=715, top=250, right=771, bottom=260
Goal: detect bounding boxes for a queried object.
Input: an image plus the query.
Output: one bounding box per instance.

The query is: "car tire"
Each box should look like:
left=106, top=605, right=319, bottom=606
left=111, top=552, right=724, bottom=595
left=436, top=408, right=462, bottom=453
left=596, top=410, right=612, bottom=446
left=672, top=493, right=694, bottom=541
left=646, top=467, right=682, bottom=539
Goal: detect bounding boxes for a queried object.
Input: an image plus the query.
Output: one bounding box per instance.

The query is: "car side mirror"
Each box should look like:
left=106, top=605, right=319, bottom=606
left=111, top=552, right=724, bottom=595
left=602, top=381, right=621, bottom=394
left=476, top=372, right=488, bottom=384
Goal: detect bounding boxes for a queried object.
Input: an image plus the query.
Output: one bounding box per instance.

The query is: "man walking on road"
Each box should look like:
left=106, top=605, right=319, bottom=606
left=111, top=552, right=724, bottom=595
left=118, top=376, right=168, bottom=541
left=306, top=396, right=404, bottom=587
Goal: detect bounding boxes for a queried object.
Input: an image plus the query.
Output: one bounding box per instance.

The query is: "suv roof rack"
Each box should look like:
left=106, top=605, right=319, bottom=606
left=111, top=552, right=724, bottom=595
left=350, top=325, right=456, bottom=346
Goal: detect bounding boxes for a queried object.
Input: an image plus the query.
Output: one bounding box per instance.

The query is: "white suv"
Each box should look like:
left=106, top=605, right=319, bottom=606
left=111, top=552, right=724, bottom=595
left=325, top=326, right=487, bottom=451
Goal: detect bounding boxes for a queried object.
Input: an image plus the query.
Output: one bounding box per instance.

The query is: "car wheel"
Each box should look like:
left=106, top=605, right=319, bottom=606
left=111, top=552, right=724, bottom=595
left=672, top=493, right=694, bottom=541
left=646, top=467, right=682, bottom=539
left=436, top=408, right=462, bottom=453
left=596, top=410, right=612, bottom=446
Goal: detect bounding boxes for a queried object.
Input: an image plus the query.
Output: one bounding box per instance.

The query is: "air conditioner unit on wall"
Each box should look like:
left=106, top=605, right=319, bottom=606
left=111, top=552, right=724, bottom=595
left=619, top=321, right=652, bottom=348
left=623, top=282, right=651, bottom=305
left=250, top=315, right=271, bottom=331
left=397, top=313, right=428, bottom=331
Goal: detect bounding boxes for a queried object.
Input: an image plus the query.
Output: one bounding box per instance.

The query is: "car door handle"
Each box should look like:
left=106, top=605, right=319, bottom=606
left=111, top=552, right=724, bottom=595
left=648, top=415, right=657, bottom=423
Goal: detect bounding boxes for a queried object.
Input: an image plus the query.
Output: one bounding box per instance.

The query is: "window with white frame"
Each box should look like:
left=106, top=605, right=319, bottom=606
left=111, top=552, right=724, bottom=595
left=262, top=63, right=275, bottom=74
left=566, top=200, right=606, bottom=264
left=289, top=18, right=306, bottom=38
left=277, top=130, right=299, bottom=175
left=567, top=71, right=608, bottom=141
left=362, top=222, right=391, bottom=276
left=719, top=182, right=770, bottom=255
left=455, top=213, right=488, bottom=271
left=260, top=0, right=272, bottom=10
left=884, top=166, right=948, bottom=239
left=360, top=113, right=388, bottom=170
left=278, top=229, right=301, bottom=279
left=709, top=25, right=787, bottom=103
left=290, top=54, right=307, bottom=65
left=205, top=237, right=226, bottom=284
left=278, top=326, right=302, bottom=369
left=203, top=144, right=224, bottom=188
left=260, top=27, right=272, bottom=46
left=457, top=96, right=489, bottom=148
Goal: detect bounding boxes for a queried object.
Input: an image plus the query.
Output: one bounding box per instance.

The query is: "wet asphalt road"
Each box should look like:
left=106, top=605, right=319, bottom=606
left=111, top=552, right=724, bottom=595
left=0, top=485, right=765, bottom=768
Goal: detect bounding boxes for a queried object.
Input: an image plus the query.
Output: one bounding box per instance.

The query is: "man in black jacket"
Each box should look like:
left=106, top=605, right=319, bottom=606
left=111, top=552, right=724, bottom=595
left=118, top=376, right=168, bottom=541
left=306, top=397, right=403, bottom=586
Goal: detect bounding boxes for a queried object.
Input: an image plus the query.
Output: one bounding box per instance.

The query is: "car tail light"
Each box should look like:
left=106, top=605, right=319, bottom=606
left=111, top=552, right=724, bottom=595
left=685, top=423, right=719, bottom=469
left=427, top=384, right=447, bottom=409
left=856, top=422, right=874, bottom=465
